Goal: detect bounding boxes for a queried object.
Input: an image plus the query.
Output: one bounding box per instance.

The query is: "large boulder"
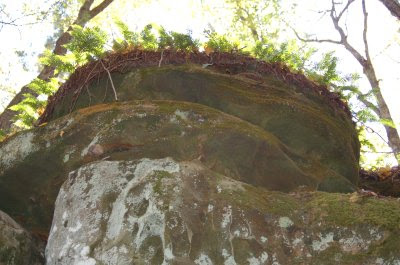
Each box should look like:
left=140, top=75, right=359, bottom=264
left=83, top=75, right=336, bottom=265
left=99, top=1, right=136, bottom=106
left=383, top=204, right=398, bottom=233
left=1, top=100, right=354, bottom=234
left=0, top=210, right=44, bottom=265
left=4, top=52, right=396, bottom=263
left=45, top=158, right=400, bottom=264
left=42, top=53, right=360, bottom=187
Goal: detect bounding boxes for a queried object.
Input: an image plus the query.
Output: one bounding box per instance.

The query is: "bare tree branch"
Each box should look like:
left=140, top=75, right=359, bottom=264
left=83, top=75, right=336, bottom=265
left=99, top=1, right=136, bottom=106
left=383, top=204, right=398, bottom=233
left=329, top=0, right=368, bottom=68
left=100, top=59, right=118, bottom=101
left=352, top=111, right=394, bottom=152
left=362, top=0, right=372, bottom=64
left=361, top=150, right=399, bottom=154
left=0, top=1, right=61, bottom=29
left=337, top=0, right=356, bottom=20
left=291, top=26, right=341, bottom=44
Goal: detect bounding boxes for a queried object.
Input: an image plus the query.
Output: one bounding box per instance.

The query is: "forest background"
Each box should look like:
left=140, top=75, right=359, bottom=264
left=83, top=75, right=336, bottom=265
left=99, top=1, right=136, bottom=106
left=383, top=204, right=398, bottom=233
left=0, top=0, right=399, bottom=168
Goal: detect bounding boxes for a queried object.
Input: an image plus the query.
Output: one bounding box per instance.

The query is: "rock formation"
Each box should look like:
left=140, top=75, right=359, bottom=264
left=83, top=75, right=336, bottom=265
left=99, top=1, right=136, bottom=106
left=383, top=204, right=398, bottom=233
left=1, top=51, right=399, bottom=264
left=0, top=210, right=44, bottom=264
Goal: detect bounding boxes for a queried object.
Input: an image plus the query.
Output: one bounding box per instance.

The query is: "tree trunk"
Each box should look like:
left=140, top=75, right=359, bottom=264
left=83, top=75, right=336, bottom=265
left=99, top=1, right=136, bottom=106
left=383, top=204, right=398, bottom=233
left=377, top=0, right=400, bottom=20
left=0, top=0, right=114, bottom=132
left=363, top=63, right=400, bottom=162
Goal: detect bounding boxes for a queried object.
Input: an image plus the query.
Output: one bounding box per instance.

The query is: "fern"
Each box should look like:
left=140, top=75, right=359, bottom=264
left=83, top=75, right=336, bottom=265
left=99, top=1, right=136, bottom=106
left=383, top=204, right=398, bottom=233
left=11, top=25, right=108, bottom=128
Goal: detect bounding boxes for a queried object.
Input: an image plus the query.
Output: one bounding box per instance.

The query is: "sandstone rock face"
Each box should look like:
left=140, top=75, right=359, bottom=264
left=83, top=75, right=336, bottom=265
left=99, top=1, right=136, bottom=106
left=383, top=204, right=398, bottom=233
left=48, top=64, right=360, bottom=188
left=0, top=210, right=44, bottom=265
left=46, top=158, right=400, bottom=264
left=1, top=58, right=399, bottom=263
left=0, top=100, right=354, bottom=234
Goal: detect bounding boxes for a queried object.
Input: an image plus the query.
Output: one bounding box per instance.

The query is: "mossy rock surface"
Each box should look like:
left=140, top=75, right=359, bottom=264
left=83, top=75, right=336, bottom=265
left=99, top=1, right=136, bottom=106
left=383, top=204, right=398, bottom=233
left=1, top=101, right=355, bottom=234
left=45, top=158, right=400, bottom=264
left=48, top=65, right=359, bottom=186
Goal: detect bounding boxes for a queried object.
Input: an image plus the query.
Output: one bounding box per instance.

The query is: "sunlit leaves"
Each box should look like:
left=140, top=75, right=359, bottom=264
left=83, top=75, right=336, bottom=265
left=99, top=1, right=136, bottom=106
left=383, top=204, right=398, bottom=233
left=64, top=25, right=108, bottom=58
left=28, top=78, right=59, bottom=95
left=227, top=0, right=280, bottom=42
left=115, top=19, right=139, bottom=45
left=140, top=24, right=158, bottom=50
left=158, top=27, right=199, bottom=52
left=9, top=78, right=59, bottom=128
left=11, top=25, right=107, bottom=128
left=169, top=30, right=199, bottom=52
left=204, top=31, right=239, bottom=52
left=357, top=108, right=379, bottom=123
left=10, top=93, right=44, bottom=128
left=308, top=51, right=340, bottom=85
left=158, top=27, right=175, bottom=49
left=40, top=49, right=76, bottom=73
left=113, top=23, right=200, bottom=52
left=253, top=38, right=315, bottom=72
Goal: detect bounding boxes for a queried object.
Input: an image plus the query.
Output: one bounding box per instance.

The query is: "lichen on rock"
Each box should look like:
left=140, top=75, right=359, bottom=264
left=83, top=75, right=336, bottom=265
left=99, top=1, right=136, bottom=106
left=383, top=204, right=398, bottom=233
left=45, top=158, right=400, bottom=264
left=0, top=131, right=38, bottom=174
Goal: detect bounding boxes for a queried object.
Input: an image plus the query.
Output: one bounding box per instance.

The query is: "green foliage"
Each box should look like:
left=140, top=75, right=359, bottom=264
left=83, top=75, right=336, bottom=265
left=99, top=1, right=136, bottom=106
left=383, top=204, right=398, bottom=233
left=112, top=20, right=140, bottom=51
left=158, top=27, right=175, bottom=49
left=113, top=23, right=200, bottom=52
left=10, top=93, right=43, bottom=128
left=227, top=0, right=280, bottom=42
left=115, top=19, right=139, bottom=45
left=357, top=109, right=379, bottom=123
left=308, top=52, right=341, bottom=85
left=169, top=31, right=199, bottom=52
left=253, top=39, right=315, bottom=71
left=140, top=24, right=158, bottom=50
left=9, top=78, right=59, bottom=128
left=40, top=49, right=76, bottom=73
left=10, top=22, right=203, bottom=129
left=64, top=25, right=108, bottom=59
left=204, top=31, right=240, bottom=52
left=158, top=27, right=199, bottom=52
left=10, top=25, right=108, bottom=128
left=28, top=78, right=59, bottom=96
left=358, top=125, right=392, bottom=169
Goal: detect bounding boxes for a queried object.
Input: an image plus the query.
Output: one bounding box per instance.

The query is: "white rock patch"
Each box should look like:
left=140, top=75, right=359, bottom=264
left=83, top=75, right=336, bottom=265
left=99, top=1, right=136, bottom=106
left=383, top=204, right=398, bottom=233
left=46, top=158, right=182, bottom=265
left=312, top=232, right=334, bottom=252
left=222, top=249, right=237, bottom=265
left=221, top=205, right=232, bottom=228
left=195, top=254, right=213, bottom=265
left=0, top=132, right=38, bottom=173
left=248, top=252, right=268, bottom=265
left=81, top=135, right=100, bottom=157
left=278, top=217, right=293, bottom=229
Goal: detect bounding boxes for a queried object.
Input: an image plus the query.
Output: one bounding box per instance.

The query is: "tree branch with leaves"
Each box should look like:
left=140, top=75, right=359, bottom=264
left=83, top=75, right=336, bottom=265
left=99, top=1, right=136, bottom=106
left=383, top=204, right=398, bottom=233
left=0, top=0, right=115, bottom=132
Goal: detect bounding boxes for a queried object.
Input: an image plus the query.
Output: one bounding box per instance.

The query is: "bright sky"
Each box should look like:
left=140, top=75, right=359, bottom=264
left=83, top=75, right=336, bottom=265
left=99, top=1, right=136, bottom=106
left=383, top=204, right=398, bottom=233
left=0, top=0, right=399, bottom=165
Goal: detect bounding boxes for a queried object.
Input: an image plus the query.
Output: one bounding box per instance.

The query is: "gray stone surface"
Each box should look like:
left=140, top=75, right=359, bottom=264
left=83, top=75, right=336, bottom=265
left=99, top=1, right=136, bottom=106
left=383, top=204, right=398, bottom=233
left=45, top=158, right=400, bottom=265
left=0, top=210, right=44, bottom=265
